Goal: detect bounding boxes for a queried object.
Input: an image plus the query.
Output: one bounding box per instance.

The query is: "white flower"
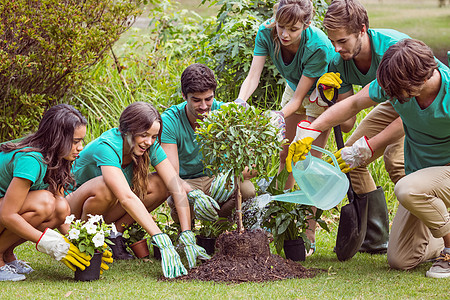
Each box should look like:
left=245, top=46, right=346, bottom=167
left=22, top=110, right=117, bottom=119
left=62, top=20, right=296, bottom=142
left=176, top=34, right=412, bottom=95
left=110, top=223, right=119, bottom=235
left=87, top=214, right=103, bottom=224
left=82, top=222, right=97, bottom=235
left=64, top=214, right=76, bottom=224
left=68, top=228, right=80, bottom=240
left=92, top=232, right=105, bottom=248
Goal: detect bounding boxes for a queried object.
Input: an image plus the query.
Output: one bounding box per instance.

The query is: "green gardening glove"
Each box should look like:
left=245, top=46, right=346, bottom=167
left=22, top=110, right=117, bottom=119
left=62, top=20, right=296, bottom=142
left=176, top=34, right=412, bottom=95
left=187, top=189, right=220, bottom=222
left=152, top=233, right=187, bottom=278
left=179, top=230, right=211, bottom=269
left=209, top=171, right=234, bottom=204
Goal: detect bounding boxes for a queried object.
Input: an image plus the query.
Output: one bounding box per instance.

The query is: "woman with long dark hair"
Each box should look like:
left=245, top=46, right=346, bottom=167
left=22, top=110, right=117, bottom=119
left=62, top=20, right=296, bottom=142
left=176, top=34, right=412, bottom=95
left=66, top=102, right=208, bottom=279
left=0, top=104, right=92, bottom=281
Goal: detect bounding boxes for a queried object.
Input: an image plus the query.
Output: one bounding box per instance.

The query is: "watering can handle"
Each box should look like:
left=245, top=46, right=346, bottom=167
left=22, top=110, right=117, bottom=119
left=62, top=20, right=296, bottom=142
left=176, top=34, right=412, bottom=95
left=310, top=145, right=342, bottom=172
left=290, top=145, right=342, bottom=173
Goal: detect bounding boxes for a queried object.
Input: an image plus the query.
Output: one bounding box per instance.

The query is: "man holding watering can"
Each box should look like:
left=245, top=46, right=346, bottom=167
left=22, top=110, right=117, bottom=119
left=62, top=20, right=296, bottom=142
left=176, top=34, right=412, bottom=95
left=288, top=38, right=450, bottom=278
left=307, top=0, right=412, bottom=255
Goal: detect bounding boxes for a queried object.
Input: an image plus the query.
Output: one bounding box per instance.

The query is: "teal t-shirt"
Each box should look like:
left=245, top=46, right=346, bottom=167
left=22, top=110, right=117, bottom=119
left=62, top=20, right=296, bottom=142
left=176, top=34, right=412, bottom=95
left=369, top=63, right=450, bottom=174
left=254, top=19, right=335, bottom=94
left=0, top=149, right=48, bottom=197
left=72, top=128, right=167, bottom=189
left=329, top=29, right=411, bottom=94
left=161, top=100, right=223, bottom=179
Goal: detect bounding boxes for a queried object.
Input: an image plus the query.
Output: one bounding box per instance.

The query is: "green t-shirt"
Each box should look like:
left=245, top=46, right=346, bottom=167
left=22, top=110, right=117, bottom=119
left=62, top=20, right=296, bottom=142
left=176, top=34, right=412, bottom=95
left=161, top=100, right=223, bottom=179
left=254, top=19, right=335, bottom=94
left=72, top=128, right=167, bottom=189
left=0, top=149, right=48, bottom=197
left=329, top=29, right=410, bottom=94
left=369, top=62, right=450, bottom=174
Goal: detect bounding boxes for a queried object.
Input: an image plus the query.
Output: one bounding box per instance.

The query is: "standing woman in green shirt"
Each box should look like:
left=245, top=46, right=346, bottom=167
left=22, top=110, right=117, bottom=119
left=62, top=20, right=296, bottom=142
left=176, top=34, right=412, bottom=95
left=66, top=102, right=208, bottom=279
left=236, top=0, right=336, bottom=254
left=0, top=104, right=92, bottom=281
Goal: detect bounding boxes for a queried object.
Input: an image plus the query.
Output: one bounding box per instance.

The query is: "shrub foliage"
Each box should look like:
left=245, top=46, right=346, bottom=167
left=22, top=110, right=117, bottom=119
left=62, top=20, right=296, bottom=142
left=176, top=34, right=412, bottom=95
left=0, top=0, right=144, bottom=142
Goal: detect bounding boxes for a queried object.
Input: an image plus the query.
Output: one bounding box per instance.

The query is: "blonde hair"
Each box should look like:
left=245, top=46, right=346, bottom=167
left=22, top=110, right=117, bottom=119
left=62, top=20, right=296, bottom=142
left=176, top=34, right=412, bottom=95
left=269, top=0, right=315, bottom=56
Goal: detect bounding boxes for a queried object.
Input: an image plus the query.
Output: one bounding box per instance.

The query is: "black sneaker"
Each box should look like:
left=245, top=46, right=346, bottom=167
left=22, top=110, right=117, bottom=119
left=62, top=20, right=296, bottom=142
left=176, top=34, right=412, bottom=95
left=108, top=236, right=134, bottom=260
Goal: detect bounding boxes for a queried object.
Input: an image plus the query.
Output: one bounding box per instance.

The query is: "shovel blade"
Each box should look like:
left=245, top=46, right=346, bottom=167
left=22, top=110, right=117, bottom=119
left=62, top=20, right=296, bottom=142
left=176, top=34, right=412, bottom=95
left=335, top=192, right=369, bottom=261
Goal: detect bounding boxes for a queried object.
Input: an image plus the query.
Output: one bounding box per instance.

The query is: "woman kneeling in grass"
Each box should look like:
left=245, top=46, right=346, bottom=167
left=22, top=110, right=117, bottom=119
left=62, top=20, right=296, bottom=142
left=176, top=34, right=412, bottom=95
left=0, top=104, right=91, bottom=281
left=66, top=101, right=209, bottom=279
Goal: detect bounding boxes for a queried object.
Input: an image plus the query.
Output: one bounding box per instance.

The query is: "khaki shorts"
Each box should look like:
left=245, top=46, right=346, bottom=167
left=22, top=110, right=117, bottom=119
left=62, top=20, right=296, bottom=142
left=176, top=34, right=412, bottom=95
left=280, top=84, right=326, bottom=118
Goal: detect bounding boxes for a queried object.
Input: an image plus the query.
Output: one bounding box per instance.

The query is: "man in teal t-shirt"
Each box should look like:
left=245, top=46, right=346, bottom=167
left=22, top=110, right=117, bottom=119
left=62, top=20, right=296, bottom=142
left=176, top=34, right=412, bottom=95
left=288, top=39, right=450, bottom=278
left=313, top=0, right=413, bottom=255
left=161, top=64, right=256, bottom=223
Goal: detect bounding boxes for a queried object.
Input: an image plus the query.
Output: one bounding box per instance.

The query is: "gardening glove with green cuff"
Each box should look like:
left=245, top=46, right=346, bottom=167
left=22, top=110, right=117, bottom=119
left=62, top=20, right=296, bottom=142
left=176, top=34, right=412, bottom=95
left=179, top=230, right=211, bottom=268
left=187, top=189, right=220, bottom=222
left=325, top=136, right=374, bottom=173
left=36, top=228, right=91, bottom=271
left=209, top=170, right=234, bottom=204
left=286, top=120, right=321, bottom=173
left=152, top=233, right=188, bottom=278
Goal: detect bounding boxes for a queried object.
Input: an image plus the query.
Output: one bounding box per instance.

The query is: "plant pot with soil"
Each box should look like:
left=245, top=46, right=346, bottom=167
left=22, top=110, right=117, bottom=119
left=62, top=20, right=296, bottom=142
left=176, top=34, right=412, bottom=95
left=64, top=214, right=114, bottom=281
left=123, top=223, right=149, bottom=258
left=195, top=218, right=234, bottom=255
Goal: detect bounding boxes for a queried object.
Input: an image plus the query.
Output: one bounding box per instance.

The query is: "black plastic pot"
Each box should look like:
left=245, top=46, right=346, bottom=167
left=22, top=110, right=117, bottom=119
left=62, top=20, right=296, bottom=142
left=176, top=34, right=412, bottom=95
left=196, top=236, right=216, bottom=256
left=283, top=239, right=306, bottom=261
left=74, top=252, right=102, bottom=281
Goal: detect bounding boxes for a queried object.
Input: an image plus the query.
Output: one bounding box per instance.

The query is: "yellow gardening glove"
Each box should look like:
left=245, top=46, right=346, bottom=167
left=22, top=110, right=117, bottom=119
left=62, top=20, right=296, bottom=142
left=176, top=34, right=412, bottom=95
left=100, top=249, right=113, bottom=274
left=325, top=149, right=354, bottom=173
left=317, top=72, right=342, bottom=100
left=36, top=228, right=91, bottom=272
left=285, top=121, right=321, bottom=173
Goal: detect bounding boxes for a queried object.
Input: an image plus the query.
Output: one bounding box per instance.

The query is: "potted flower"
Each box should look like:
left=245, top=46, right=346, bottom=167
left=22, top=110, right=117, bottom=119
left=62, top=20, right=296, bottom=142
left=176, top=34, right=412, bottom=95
left=261, top=170, right=330, bottom=261
left=195, top=218, right=235, bottom=255
left=65, top=214, right=113, bottom=281
left=122, top=223, right=149, bottom=259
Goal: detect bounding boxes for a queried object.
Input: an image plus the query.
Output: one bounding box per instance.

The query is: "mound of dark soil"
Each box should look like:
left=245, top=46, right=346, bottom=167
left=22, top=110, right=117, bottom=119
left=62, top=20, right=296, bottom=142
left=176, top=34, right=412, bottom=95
left=179, top=229, right=322, bottom=283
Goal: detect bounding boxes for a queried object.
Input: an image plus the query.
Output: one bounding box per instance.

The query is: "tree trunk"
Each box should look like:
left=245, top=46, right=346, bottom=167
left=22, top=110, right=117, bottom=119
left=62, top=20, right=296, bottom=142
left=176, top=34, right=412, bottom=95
left=234, top=176, right=244, bottom=232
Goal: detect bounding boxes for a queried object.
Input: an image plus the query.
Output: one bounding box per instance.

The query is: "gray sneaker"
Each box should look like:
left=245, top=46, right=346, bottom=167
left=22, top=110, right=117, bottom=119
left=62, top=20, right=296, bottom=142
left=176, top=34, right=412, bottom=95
left=425, top=250, right=450, bottom=278
left=7, top=260, right=34, bottom=274
left=0, top=265, right=26, bottom=281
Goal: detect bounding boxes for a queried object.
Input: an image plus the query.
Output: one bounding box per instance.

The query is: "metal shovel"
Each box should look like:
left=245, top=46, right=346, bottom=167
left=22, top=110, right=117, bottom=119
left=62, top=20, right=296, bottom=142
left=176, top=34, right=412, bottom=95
left=318, top=84, right=369, bottom=261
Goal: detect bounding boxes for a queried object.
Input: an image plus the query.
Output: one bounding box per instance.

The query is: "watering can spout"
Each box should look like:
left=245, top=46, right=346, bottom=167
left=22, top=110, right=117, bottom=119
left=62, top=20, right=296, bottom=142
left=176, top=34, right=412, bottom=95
left=272, top=145, right=349, bottom=210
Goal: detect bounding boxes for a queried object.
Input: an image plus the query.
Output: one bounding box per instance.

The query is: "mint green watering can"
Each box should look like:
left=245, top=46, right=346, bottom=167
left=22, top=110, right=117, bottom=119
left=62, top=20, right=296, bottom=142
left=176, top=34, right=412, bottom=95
left=272, top=145, right=349, bottom=210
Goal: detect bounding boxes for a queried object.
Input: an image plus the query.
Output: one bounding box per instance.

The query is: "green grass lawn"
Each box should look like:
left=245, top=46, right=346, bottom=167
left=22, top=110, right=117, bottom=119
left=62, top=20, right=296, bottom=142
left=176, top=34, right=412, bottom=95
left=1, top=227, right=448, bottom=299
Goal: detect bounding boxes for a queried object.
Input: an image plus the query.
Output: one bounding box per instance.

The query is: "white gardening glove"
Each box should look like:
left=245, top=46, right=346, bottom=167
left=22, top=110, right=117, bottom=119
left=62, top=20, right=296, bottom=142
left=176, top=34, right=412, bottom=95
left=187, top=189, right=220, bottom=222
left=326, top=136, right=373, bottom=173
left=36, top=228, right=91, bottom=271
left=234, top=98, right=249, bottom=109
left=286, top=120, right=322, bottom=172
left=265, top=110, right=285, bottom=142
left=209, top=170, right=234, bottom=204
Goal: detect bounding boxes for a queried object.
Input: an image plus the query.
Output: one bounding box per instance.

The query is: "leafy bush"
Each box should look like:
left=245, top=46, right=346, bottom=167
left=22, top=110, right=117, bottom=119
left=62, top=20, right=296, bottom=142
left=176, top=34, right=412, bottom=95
left=195, top=103, right=282, bottom=183
left=0, top=0, right=144, bottom=142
